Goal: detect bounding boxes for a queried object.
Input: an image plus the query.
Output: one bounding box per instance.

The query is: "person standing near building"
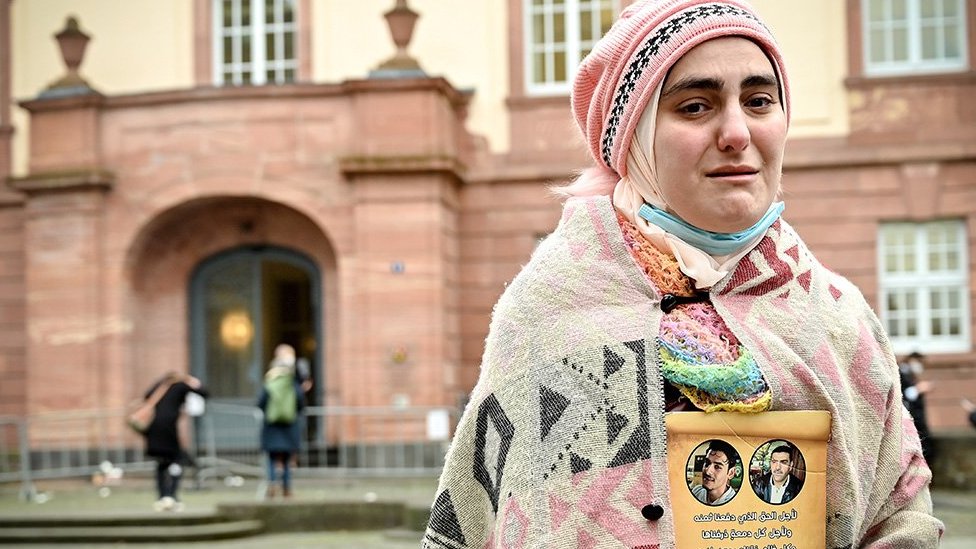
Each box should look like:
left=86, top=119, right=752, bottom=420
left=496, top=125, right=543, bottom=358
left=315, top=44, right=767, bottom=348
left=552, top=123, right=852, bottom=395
left=142, top=372, right=208, bottom=512
left=899, top=351, right=935, bottom=464
left=962, top=398, right=976, bottom=429
left=422, top=1, right=942, bottom=547
left=258, top=343, right=306, bottom=498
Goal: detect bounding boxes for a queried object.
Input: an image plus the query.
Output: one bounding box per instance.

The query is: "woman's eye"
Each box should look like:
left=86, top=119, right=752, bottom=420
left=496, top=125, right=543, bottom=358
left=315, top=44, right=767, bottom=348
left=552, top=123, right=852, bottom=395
left=745, top=96, right=774, bottom=109
left=679, top=102, right=707, bottom=115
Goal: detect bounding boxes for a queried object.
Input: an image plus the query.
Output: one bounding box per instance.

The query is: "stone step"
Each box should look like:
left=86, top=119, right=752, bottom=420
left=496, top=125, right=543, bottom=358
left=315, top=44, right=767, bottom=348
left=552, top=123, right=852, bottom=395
left=384, top=527, right=424, bottom=541
left=0, top=519, right=265, bottom=544
left=0, top=511, right=223, bottom=528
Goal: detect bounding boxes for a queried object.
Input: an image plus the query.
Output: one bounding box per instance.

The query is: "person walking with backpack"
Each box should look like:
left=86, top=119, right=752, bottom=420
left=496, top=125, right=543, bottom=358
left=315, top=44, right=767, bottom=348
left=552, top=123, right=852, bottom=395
left=257, top=344, right=305, bottom=499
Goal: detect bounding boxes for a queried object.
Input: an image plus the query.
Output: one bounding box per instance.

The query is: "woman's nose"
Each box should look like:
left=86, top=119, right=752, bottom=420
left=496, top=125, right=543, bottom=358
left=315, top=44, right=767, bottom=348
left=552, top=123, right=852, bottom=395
left=717, top=106, right=751, bottom=152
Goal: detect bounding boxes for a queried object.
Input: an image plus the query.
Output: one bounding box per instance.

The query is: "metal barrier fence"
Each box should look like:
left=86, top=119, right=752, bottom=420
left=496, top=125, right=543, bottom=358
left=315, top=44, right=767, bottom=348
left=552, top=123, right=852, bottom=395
left=0, top=404, right=458, bottom=499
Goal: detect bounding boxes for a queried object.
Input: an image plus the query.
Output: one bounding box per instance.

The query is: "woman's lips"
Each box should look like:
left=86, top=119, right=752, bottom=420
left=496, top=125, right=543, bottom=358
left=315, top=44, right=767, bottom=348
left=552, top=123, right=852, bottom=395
left=706, top=168, right=759, bottom=182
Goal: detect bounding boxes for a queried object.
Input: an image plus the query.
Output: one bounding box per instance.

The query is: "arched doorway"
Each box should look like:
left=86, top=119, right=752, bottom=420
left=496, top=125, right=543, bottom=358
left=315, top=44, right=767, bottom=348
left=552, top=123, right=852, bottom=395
left=190, top=245, right=321, bottom=443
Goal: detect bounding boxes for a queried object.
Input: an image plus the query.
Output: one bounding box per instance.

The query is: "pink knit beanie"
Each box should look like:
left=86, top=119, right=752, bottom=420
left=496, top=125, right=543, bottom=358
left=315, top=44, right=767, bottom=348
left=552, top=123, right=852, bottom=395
left=572, top=0, right=791, bottom=177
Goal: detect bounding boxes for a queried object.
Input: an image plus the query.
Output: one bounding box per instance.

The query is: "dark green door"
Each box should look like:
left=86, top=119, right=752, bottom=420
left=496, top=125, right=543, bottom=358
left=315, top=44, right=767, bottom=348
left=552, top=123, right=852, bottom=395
left=190, top=246, right=320, bottom=449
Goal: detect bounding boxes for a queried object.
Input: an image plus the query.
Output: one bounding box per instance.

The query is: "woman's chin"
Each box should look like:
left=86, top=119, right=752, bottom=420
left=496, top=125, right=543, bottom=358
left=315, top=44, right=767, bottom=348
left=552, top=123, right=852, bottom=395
left=697, top=218, right=759, bottom=234
left=709, top=208, right=768, bottom=233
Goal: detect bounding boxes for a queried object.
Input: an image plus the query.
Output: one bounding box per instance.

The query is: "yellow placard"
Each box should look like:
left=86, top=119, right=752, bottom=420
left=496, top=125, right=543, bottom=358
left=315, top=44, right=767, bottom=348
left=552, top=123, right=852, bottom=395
left=665, top=411, right=831, bottom=549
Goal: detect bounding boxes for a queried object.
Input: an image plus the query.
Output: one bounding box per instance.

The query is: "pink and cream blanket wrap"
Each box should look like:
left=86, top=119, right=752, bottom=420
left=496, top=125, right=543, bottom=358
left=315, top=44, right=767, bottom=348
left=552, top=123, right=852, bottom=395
left=423, top=196, right=942, bottom=548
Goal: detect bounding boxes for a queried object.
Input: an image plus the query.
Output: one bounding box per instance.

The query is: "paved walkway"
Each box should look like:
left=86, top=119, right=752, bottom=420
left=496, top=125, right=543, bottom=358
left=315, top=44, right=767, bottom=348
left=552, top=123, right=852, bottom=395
left=2, top=476, right=973, bottom=547
left=1, top=476, right=431, bottom=548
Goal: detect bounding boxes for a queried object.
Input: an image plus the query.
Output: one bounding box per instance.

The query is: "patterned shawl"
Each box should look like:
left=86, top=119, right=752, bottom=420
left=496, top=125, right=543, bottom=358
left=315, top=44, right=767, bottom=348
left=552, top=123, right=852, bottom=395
left=423, top=195, right=942, bottom=548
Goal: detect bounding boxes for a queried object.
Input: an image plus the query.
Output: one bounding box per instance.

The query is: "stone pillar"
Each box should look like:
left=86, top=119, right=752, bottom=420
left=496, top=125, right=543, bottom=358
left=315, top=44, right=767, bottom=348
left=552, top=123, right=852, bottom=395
left=8, top=17, right=116, bottom=418
left=9, top=168, right=114, bottom=416
left=0, top=0, right=12, bottom=176
left=0, top=0, right=28, bottom=419
left=338, top=77, right=470, bottom=429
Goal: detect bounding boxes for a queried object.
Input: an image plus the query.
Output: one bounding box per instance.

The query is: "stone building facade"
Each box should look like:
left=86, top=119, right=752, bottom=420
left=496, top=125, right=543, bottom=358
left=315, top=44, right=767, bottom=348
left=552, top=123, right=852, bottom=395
left=1, top=0, right=975, bottom=441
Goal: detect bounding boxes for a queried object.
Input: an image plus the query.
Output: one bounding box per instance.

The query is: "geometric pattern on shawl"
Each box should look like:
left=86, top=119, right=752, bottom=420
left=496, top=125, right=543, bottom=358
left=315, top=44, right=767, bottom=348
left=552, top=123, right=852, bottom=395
left=536, top=340, right=660, bottom=546
left=720, top=220, right=812, bottom=298
left=473, top=393, right=515, bottom=514
left=538, top=339, right=651, bottom=482
left=425, top=489, right=466, bottom=548
left=425, top=196, right=941, bottom=549
left=721, top=220, right=842, bottom=302
left=500, top=497, right=530, bottom=547
left=712, top=217, right=917, bottom=548
left=540, top=385, right=571, bottom=442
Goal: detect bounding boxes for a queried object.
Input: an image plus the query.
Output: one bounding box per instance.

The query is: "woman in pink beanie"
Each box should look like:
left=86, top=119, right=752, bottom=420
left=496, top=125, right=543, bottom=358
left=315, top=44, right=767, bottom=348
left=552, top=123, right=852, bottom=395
left=423, top=1, right=942, bottom=547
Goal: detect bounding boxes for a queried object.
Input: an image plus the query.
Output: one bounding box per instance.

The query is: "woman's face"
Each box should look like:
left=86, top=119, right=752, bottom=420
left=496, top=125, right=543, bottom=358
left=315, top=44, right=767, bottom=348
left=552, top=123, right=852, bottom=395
left=653, top=37, right=787, bottom=233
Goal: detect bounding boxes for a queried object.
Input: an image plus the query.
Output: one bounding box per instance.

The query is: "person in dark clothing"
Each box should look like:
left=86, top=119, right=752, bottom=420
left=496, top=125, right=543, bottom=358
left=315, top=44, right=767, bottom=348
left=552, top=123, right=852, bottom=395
left=962, top=399, right=976, bottom=429
left=257, top=344, right=306, bottom=498
left=751, top=441, right=804, bottom=505
left=142, top=372, right=208, bottom=511
left=899, top=352, right=935, bottom=464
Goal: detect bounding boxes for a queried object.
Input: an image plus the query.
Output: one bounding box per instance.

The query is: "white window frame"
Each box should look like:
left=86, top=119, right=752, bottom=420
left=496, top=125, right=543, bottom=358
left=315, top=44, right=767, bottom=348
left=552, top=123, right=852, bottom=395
left=212, top=0, right=298, bottom=86
left=862, top=0, right=968, bottom=76
left=524, top=0, right=619, bottom=96
left=878, top=220, right=971, bottom=354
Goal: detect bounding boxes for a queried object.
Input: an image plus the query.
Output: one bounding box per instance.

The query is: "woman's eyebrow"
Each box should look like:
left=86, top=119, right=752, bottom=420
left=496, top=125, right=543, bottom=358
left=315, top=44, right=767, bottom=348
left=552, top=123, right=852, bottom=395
left=661, top=76, right=722, bottom=99
left=661, top=72, right=779, bottom=98
left=742, top=73, right=778, bottom=89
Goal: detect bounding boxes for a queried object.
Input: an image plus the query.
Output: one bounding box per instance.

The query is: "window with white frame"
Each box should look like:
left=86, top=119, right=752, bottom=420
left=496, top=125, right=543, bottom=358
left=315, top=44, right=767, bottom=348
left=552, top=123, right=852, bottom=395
left=862, top=0, right=968, bottom=76
left=879, top=220, right=970, bottom=354
left=213, top=0, right=298, bottom=86
left=525, top=0, right=618, bottom=95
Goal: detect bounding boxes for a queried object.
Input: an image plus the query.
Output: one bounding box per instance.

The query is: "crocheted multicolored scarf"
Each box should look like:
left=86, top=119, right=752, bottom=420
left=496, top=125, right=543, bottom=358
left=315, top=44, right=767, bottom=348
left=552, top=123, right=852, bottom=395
left=618, top=212, right=771, bottom=412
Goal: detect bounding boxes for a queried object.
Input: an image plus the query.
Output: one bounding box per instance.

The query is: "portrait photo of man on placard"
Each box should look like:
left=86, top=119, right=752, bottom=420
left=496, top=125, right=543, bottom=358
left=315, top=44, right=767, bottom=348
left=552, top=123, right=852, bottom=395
left=686, top=439, right=743, bottom=506
left=750, top=440, right=806, bottom=505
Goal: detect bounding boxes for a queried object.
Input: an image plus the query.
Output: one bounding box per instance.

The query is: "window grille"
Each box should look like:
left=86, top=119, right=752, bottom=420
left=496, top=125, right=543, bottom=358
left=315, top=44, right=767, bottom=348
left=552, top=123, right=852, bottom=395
left=525, top=0, right=618, bottom=95
left=863, top=0, right=968, bottom=76
left=213, top=0, right=298, bottom=86
left=879, top=219, right=970, bottom=353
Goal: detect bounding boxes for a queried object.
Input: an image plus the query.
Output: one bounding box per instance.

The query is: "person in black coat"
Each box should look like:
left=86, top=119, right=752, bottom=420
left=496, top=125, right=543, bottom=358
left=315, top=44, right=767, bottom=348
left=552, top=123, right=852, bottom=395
left=257, top=344, right=306, bottom=498
left=751, top=442, right=804, bottom=505
left=963, top=399, right=976, bottom=429
left=899, top=352, right=935, bottom=464
left=142, top=372, right=208, bottom=511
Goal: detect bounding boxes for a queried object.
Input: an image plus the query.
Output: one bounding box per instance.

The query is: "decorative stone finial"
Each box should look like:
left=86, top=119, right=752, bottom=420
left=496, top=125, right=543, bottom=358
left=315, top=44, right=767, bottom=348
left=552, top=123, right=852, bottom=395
left=41, top=15, right=97, bottom=98
left=370, top=0, right=426, bottom=79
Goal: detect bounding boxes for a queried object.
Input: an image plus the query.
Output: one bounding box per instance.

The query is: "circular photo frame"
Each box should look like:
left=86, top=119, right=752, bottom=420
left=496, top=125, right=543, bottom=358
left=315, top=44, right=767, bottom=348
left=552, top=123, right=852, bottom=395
left=748, top=439, right=806, bottom=505
left=685, top=439, right=743, bottom=506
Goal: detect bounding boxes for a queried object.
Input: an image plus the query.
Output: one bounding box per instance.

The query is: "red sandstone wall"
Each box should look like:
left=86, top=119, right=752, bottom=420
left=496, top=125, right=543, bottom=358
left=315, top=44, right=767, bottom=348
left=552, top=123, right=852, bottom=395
left=456, top=179, right=564, bottom=397
left=457, top=143, right=976, bottom=430
left=0, top=203, right=25, bottom=417
left=10, top=73, right=976, bottom=434
left=0, top=0, right=24, bottom=420
left=16, top=79, right=472, bottom=427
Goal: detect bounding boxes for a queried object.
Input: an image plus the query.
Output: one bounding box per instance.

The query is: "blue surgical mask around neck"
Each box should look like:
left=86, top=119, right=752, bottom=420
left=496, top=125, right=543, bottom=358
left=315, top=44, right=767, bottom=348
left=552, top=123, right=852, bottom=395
left=637, top=202, right=785, bottom=256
